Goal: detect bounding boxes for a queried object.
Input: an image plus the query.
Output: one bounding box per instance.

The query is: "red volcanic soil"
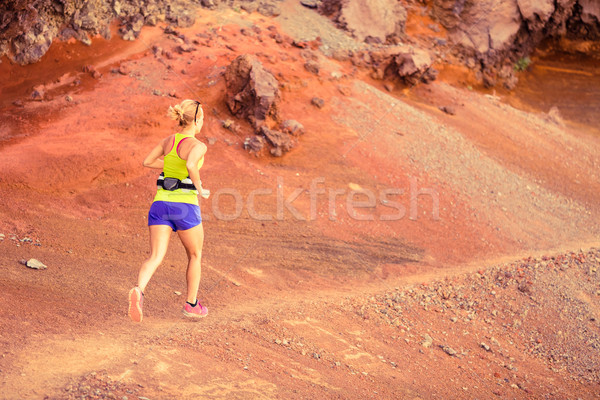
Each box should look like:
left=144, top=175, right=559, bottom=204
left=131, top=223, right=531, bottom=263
left=1, top=5, right=600, bottom=400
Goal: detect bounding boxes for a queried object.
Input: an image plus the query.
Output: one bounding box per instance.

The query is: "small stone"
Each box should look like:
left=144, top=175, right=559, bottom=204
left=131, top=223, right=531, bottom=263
left=13, top=100, right=24, bottom=107
left=118, top=64, right=131, bottom=75
left=152, top=89, right=162, bottom=96
left=311, top=97, right=325, bottom=108
left=517, top=282, right=531, bottom=294
left=25, top=259, right=47, bottom=270
left=174, top=291, right=182, bottom=296
left=207, top=137, right=217, bottom=145
left=331, top=49, right=350, bottom=61
left=31, top=85, right=45, bottom=101
left=176, top=44, right=195, bottom=53
left=304, top=60, right=320, bottom=75
left=481, top=342, right=491, bottom=352
left=439, top=105, right=456, bottom=115
left=222, top=119, right=240, bottom=133
left=313, top=353, right=320, bottom=359
left=421, top=334, right=433, bottom=348
left=65, top=95, right=73, bottom=102
left=244, top=136, right=266, bottom=153
left=337, top=85, right=352, bottom=96
left=280, top=120, right=305, bottom=136
left=442, top=346, right=457, bottom=356
left=275, top=339, right=282, bottom=345
left=123, top=30, right=136, bottom=41
left=257, top=3, right=281, bottom=17
left=200, top=0, right=216, bottom=9
left=300, top=0, right=319, bottom=8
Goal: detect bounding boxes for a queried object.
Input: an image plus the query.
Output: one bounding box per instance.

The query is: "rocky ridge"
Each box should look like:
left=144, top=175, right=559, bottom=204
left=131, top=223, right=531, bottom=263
left=2, top=0, right=599, bottom=91
left=431, top=0, right=600, bottom=86
left=1, top=0, right=200, bottom=64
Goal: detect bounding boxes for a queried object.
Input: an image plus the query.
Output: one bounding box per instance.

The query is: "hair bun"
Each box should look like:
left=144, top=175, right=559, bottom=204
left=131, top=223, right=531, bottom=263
left=168, top=104, right=185, bottom=122
left=167, top=99, right=203, bottom=127
left=174, top=105, right=184, bottom=120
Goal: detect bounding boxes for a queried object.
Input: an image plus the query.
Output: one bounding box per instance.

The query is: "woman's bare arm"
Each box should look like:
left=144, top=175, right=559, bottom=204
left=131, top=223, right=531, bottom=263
left=185, top=141, right=208, bottom=193
left=142, top=139, right=167, bottom=169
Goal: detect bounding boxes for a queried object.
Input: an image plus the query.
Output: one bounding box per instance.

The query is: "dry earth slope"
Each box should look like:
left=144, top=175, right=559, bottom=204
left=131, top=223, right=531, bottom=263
left=0, top=3, right=599, bottom=400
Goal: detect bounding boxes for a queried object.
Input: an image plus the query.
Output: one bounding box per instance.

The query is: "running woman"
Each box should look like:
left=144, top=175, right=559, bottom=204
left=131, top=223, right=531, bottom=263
left=128, top=99, right=208, bottom=322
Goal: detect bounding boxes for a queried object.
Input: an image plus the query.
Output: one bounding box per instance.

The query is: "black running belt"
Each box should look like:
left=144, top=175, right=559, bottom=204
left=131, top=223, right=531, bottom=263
left=157, top=172, right=197, bottom=191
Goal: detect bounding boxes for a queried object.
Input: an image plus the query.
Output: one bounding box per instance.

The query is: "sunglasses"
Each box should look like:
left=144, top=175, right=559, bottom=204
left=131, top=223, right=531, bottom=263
left=194, top=100, right=202, bottom=125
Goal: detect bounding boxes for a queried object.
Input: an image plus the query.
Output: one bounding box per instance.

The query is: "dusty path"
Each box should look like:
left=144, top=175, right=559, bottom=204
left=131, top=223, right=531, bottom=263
left=1, top=4, right=600, bottom=399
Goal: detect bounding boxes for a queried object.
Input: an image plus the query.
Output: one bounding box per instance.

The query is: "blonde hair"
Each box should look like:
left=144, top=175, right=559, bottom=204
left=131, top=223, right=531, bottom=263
left=168, top=99, right=204, bottom=127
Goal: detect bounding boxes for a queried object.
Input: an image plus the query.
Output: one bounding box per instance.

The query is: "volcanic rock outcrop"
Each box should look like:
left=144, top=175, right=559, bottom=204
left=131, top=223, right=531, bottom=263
left=0, top=0, right=199, bottom=65
left=354, top=46, right=437, bottom=85
left=319, top=0, right=407, bottom=44
left=0, top=0, right=283, bottom=65
left=225, top=54, right=281, bottom=129
left=225, top=54, right=302, bottom=157
left=432, top=0, right=600, bottom=69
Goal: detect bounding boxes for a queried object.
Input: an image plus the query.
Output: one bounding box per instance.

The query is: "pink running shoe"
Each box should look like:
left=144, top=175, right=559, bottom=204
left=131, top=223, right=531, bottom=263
left=128, top=287, right=144, bottom=323
left=183, top=300, right=208, bottom=318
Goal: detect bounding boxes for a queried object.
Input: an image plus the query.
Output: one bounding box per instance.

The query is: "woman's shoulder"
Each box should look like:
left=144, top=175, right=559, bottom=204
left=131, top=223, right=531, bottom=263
left=161, top=134, right=177, bottom=153
left=182, top=136, right=204, bottom=147
left=164, top=133, right=178, bottom=143
left=189, top=137, right=207, bottom=151
left=177, top=136, right=206, bottom=159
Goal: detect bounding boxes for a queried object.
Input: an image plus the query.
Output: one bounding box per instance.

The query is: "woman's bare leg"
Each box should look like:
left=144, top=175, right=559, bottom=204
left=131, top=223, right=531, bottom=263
left=137, top=224, right=172, bottom=292
left=177, top=223, right=204, bottom=304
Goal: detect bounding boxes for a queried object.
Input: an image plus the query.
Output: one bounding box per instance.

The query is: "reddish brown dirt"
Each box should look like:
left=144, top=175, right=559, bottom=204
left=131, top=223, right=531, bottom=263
left=1, top=6, right=600, bottom=400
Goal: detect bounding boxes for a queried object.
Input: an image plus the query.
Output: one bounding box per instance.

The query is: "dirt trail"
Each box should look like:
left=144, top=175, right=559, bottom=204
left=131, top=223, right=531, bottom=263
left=1, top=4, right=600, bottom=400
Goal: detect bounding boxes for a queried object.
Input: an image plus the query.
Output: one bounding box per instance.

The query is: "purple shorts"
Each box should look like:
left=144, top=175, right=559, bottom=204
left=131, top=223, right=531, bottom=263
left=148, top=201, right=202, bottom=231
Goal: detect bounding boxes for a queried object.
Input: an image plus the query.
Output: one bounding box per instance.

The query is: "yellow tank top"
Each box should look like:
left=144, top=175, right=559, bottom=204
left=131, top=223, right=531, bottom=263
left=153, top=133, right=204, bottom=205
